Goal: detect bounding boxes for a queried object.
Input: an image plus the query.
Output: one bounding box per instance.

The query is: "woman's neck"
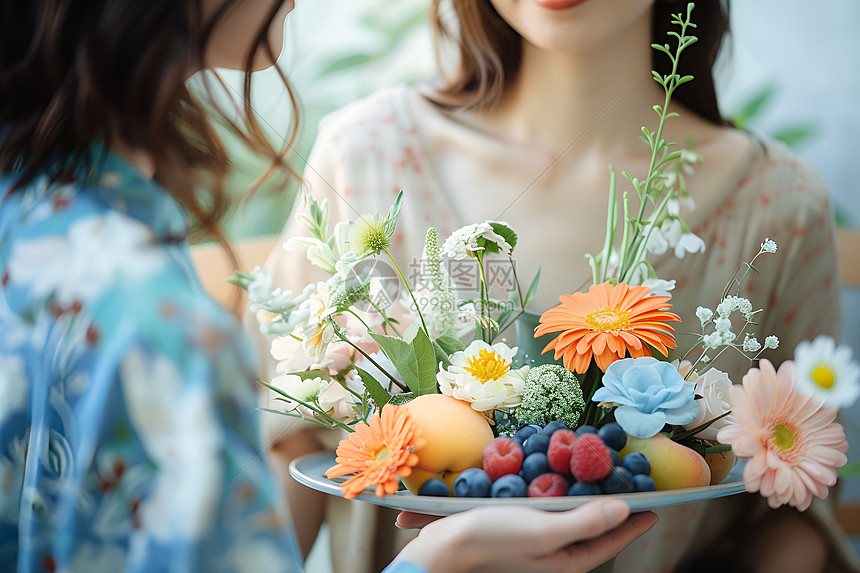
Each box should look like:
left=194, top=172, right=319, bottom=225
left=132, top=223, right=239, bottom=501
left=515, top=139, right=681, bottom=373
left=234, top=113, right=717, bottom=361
left=481, top=11, right=663, bottom=156
left=111, top=139, right=156, bottom=180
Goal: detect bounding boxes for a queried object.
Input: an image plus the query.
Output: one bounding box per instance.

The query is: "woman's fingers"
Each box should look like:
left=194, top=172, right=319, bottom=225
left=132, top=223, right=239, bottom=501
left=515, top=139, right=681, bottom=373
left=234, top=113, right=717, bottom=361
left=526, top=499, right=633, bottom=553
left=555, top=510, right=659, bottom=572
left=396, top=511, right=444, bottom=529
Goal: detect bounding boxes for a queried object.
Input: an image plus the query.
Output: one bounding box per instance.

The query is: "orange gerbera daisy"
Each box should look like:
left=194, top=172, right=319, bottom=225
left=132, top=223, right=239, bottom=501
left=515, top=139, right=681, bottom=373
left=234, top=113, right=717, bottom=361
left=535, top=282, right=680, bottom=374
left=325, top=404, right=425, bottom=499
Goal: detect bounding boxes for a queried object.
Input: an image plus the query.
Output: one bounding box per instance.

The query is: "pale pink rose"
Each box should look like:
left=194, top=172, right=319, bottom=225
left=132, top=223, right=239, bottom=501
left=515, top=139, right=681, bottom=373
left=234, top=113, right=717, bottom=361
left=676, top=361, right=737, bottom=441
left=318, top=382, right=357, bottom=423
left=324, top=342, right=355, bottom=374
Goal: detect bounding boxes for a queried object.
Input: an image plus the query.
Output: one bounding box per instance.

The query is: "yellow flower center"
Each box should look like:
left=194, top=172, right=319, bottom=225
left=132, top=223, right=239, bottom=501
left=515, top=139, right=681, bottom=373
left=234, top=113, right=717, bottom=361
left=585, top=307, right=631, bottom=332
left=812, top=365, right=835, bottom=389
left=374, top=446, right=390, bottom=462
left=464, top=349, right=510, bottom=383
left=772, top=423, right=796, bottom=451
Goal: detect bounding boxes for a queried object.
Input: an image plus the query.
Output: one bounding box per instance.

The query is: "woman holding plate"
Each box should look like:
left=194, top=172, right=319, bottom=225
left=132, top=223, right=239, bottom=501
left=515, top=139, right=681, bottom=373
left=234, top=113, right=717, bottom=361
left=0, top=0, right=658, bottom=571
left=259, top=0, right=858, bottom=571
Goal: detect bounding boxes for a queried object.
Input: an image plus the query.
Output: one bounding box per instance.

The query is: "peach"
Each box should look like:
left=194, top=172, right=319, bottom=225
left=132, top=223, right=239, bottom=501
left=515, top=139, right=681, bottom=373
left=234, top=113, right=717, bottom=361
left=401, top=394, right=494, bottom=494
left=620, top=433, right=711, bottom=490
left=704, top=445, right=737, bottom=485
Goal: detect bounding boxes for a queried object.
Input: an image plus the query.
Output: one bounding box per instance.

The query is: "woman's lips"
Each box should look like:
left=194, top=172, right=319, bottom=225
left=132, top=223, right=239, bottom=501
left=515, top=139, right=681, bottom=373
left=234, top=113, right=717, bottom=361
left=532, top=0, right=590, bottom=10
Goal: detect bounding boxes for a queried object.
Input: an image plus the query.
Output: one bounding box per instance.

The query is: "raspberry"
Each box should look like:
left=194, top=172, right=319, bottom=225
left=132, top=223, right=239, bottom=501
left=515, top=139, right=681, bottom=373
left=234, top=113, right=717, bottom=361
left=483, top=438, right=524, bottom=482
left=546, top=429, right=576, bottom=475
left=527, top=473, right=568, bottom=498
left=570, top=434, right=613, bottom=483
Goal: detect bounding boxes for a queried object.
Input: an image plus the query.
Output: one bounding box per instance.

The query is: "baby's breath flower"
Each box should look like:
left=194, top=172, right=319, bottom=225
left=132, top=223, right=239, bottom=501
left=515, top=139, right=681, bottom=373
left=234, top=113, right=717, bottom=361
left=696, top=306, right=713, bottom=325
left=701, top=355, right=711, bottom=363
left=736, top=298, right=754, bottom=320
left=743, top=335, right=762, bottom=353
left=714, top=317, right=732, bottom=333
left=716, top=296, right=739, bottom=318
left=764, top=335, right=780, bottom=350
left=761, top=238, right=778, bottom=253
left=349, top=214, right=392, bottom=258
left=703, top=332, right=723, bottom=350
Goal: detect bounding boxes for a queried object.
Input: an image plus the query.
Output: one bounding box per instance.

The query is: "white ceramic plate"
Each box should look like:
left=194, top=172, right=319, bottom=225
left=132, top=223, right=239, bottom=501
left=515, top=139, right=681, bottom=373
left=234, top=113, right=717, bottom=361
left=289, top=452, right=747, bottom=516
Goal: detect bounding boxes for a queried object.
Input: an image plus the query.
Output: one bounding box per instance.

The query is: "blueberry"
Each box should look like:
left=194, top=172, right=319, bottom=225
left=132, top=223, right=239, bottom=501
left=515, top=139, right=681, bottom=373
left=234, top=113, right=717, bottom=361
left=621, top=452, right=651, bottom=476
left=598, top=423, right=627, bottom=451
left=633, top=474, right=657, bottom=492
left=599, top=467, right=636, bottom=494
left=491, top=474, right=528, bottom=498
left=568, top=481, right=601, bottom=496
left=541, top=420, right=569, bottom=436
left=575, top=425, right=598, bottom=436
left=608, top=448, right=620, bottom=467
left=523, top=433, right=551, bottom=456
left=521, top=452, right=550, bottom=483
left=514, top=424, right=542, bottom=442
left=453, top=468, right=492, bottom=498
left=418, top=478, right=450, bottom=497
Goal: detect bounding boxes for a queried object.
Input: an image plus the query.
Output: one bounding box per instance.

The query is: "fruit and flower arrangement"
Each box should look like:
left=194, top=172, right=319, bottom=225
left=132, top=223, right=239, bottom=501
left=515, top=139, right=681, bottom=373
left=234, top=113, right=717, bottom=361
left=232, top=4, right=857, bottom=511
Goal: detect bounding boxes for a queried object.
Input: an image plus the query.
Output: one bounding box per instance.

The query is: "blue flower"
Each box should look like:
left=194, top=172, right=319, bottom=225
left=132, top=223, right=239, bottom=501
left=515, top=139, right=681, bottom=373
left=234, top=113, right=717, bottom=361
left=593, top=357, right=698, bottom=438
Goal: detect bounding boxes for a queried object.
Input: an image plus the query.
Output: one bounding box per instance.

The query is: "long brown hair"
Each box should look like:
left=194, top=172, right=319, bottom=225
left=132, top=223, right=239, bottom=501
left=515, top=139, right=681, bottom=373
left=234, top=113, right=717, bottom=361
left=430, top=0, right=730, bottom=125
left=0, top=0, right=299, bottom=248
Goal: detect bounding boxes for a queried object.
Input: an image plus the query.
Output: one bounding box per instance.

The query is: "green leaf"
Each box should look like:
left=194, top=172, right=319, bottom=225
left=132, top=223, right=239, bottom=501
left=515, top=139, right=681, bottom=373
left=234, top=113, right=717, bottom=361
left=354, top=366, right=392, bottom=409
left=523, top=267, right=541, bottom=308
left=729, top=85, right=775, bottom=128
left=402, top=321, right=421, bottom=343
left=488, top=221, right=519, bottom=253
left=435, top=335, right=466, bottom=355
left=319, top=53, right=377, bottom=76
left=384, top=190, right=405, bottom=236
left=411, top=327, right=439, bottom=396
left=285, top=370, right=335, bottom=382
left=772, top=125, right=816, bottom=149
left=838, top=461, right=860, bottom=478
left=431, top=339, right=452, bottom=371
left=369, top=333, right=422, bottom=395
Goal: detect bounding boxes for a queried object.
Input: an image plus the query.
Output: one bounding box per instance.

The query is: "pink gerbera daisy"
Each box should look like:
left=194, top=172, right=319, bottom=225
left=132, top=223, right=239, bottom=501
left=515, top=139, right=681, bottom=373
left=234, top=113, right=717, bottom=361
left=717, top=360, right=848, bottom=510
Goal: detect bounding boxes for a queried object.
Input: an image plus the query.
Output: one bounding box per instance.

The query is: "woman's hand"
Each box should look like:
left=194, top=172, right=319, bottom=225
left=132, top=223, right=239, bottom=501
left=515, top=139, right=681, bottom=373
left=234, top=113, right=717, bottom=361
left=392, top=499, right=657, bottom=573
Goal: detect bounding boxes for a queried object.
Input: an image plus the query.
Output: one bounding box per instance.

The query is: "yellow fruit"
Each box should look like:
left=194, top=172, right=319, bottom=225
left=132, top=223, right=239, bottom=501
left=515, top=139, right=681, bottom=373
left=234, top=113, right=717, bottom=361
left=620, top=434, right=711, bottom=490
left=704, top=446, right=737, bottom=485
left=401, top=394, right=494, bottom=494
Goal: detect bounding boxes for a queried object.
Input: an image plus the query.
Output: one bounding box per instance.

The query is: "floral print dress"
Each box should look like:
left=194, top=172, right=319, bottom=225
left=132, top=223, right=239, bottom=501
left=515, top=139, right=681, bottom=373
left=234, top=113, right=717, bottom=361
left=0, top=152, right=306, bottom=572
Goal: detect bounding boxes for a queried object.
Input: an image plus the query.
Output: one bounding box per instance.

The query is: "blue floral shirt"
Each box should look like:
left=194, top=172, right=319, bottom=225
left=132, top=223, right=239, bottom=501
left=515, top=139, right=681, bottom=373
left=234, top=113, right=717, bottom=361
left=0, top=153, right=311, bottom=572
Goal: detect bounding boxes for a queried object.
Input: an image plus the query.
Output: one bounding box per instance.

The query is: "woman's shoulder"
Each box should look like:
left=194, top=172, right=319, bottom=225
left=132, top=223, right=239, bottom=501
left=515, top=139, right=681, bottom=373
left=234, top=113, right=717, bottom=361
left=316, top=84, right=418, bottom=148
left=1, top=173, right=246, bottom=366
left=737, top=137, right=830, bottom=210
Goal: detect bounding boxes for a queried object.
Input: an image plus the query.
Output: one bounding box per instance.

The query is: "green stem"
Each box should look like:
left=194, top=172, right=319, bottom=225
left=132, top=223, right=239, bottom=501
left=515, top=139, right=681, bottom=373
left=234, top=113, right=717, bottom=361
left=384, top=248, right=428, bottom=335
left=330, top=318, right=409, bottom=393
left=599, top=167, right=618, bottom=283
left=477, top=253, right=492, bottom=343
left=257, top=379, right=354, bottom=433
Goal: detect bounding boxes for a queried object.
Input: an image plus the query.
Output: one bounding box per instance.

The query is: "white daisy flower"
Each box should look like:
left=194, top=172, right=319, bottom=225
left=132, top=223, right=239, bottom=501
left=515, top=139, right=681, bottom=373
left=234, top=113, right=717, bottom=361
left=794, top=335, right=860, bottom=409
left=437, top=340, right=529, bottom=411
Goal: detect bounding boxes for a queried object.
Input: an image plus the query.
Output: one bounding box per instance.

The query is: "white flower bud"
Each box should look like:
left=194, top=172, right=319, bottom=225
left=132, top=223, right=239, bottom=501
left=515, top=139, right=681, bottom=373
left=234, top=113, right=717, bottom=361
left=696, top=306, right=713, bottom=325
left=714, top=317, right=732, bottom=333
left=761, top=238, right=777, bottom=253
left=743, top=335, right=762, bottom=353
left=764, top=335, right=779, bottom=349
